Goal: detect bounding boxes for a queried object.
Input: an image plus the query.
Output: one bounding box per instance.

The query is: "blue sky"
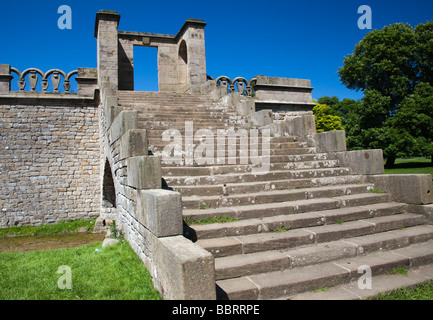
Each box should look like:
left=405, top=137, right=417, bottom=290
left=0, top=0, right=432, bottom=100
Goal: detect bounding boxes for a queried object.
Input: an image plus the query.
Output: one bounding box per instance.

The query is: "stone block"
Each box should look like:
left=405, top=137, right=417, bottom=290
left=136, top=189, right=183, bottom=237
left=370, top=174, right=433, bottom=205
left=254, top=75, right=313, bottom=104
left=247, top=109, right=273, bottom=126
left=109, top=110, right=137, bottom=143
left=120, top=129, right=148, bottom=160
left=0, top=64, right=12, bottom=93
left=406, top=204, right=433, bottom=225
left=269, top=114, right=316, bottom=138
left=152, top=235, right=216, bottom=300
left=127, top=155, right=161, bottom=190
left=315, top=130, right=347, bottom=152
left=331, top=149, right=384, bottom=175
left=237, top=98, right=255, bottom=116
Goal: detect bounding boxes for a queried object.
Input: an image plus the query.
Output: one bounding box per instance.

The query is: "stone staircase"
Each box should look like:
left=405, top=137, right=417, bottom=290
left=117, top=90, right=433, bottom=300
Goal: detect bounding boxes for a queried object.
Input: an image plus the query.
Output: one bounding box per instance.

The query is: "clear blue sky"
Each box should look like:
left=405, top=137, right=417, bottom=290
left=1, top=0, right=432, bottom=100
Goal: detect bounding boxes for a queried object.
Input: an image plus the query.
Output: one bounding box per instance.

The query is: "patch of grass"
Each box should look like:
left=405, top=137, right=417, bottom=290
left=0, top=219, right=96, bottom=238
left=368, top=188, right=387, bottom=194
left=0, top=240, right=162, bottom=300
left=384, top=157, right=433, bottom=177
left=199, top=203, right=210, bottom=210
left=372, top=281, right=433, bottom=300
left=389, top=267, right=408, bottom=276
left=314, top=287, right=329, bottom=293
left=271, top=222, right=291, bottom=232
left=184, top=215, right=240, bottom=225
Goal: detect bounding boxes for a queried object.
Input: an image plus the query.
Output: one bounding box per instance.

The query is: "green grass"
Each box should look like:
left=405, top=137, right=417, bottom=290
left=384, top=157, right=433, bottom=177
left=0, top=239, right=162, bottom=300
left=0, top=219, right=96, bottom=238
left=372, top=281, right=433, bottom=300
left=184, top=215, right=240, bottom=225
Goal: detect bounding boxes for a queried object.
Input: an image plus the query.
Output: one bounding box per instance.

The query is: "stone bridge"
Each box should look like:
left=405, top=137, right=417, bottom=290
left=1, top=10, right=432, bottom=300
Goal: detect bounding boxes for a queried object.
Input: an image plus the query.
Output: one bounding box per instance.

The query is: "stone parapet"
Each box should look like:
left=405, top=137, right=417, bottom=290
left=152, top=235, right=216, bottom=300
left=368, top=174, right=433, bottom=205
left=330, top=149, right=384, bottom=175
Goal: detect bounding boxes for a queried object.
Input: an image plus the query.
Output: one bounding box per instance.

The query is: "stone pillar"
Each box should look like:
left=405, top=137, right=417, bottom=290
left=94, top=10, right=120, bottom=89
left=0, top=64, right=12, bottom=93
left=75, top=68, right=98, bottom=96
left=176, top=19, right=207, bottom=93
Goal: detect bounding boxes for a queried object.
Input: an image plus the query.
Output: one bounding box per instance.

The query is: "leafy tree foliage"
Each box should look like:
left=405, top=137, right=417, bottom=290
left=336, top=21, right=433, bottom=167
left=312, top=100, right=344, bottom=133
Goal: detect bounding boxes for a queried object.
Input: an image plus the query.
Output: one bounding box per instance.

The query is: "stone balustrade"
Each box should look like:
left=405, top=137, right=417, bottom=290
left=0, top=64, right=98, bottom=96
left=210, top=75, right=257, bottom=96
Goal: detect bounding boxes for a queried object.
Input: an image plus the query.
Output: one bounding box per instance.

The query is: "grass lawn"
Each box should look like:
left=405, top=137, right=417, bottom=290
left=0, top=238, right=162, bottom=300
left=384, top=157, right=433, bottom=177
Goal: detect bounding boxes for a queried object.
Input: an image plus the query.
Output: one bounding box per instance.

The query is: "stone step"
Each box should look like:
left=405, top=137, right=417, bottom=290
left=288, top=261, right=433, bottom=300
left=181, top=183, right=373, bottom=210
left=191, top=201, right=406, bottom=240
left=150, top=135, right=300, bottom=146
left=154, top=147, right=319, bottom=161
left=185, top=193, right=391, bottom=227
left=152, top=141, right=303, bottom=152
left=171, top=175, right=364, bottom=197
left=121, top=103, right=221, bottom=113
left=214, top=224, right=433, bottom=281
left=159, top=153, right=333, bottom=168
left=198, top=210, right=421, bottom=259
left=161, top=159, right=340, bottom=177
left=165, top=166, right=350, bottom=186
left=216, top=238, right=433, bottom=299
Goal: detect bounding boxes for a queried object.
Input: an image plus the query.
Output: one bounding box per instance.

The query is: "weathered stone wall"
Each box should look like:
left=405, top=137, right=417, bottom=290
left=0, top=102, right=100, bottom=227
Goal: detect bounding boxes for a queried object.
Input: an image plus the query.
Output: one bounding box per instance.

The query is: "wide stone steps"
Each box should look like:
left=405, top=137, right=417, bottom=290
left=181, top=183, right=373, bottom=210
left=164, top=166, right=352, bottom=187
left=203, top=213, right=423, bottom=259
left=118, top=90, right=433, bottom=300
left=171, top=175, right=364, bottom=197
left=184, top=192, right=391, bottom=222
left=192, top=201, right=406, bottom=240
left=213, top=223, right=433, bottom=281
left=216, top=238, right=433, bottom=300
left=161, top=159, right=340, bottom=176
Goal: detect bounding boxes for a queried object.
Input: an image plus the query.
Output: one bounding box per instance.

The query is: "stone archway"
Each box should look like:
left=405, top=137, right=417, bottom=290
left=178, top=40, right=189, bottom=92
left=102, top=158, right=116, bottom=208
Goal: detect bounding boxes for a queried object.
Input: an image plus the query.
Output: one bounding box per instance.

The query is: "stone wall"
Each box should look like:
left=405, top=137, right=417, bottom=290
left=0, top=102, right=100, bottom=227
left=99, top=84, right=215, bottom=299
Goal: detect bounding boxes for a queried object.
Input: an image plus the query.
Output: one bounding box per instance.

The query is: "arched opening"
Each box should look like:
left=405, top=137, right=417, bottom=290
left=178, top=40, right=189, bottom=92
left=102, top=159, right=116, bottom=208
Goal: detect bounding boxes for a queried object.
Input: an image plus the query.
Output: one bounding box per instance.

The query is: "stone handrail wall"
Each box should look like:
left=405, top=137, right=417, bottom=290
left=10, top=67, right=78, bottom=93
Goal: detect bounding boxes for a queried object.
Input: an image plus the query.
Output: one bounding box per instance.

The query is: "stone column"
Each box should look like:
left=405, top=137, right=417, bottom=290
left=0, top=64, right=12, bottom=93
left=176, top=19, right=207, bottom=93
left=94, top=10, right=120, bottom=89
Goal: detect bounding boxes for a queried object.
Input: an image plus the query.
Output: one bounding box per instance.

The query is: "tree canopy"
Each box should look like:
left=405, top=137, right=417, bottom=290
left=335, top=21, right=433, bottom=167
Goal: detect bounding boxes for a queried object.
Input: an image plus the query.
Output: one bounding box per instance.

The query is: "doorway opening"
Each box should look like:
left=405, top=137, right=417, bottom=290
left=133, top=46, right=159, bottom=91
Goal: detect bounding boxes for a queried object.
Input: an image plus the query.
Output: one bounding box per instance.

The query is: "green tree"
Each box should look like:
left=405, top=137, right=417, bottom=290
left=390, top=82, right=433, bottom=164
left=312, top=100, right=344, bottom=133
left=337, top=21, right=433, bottom=167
